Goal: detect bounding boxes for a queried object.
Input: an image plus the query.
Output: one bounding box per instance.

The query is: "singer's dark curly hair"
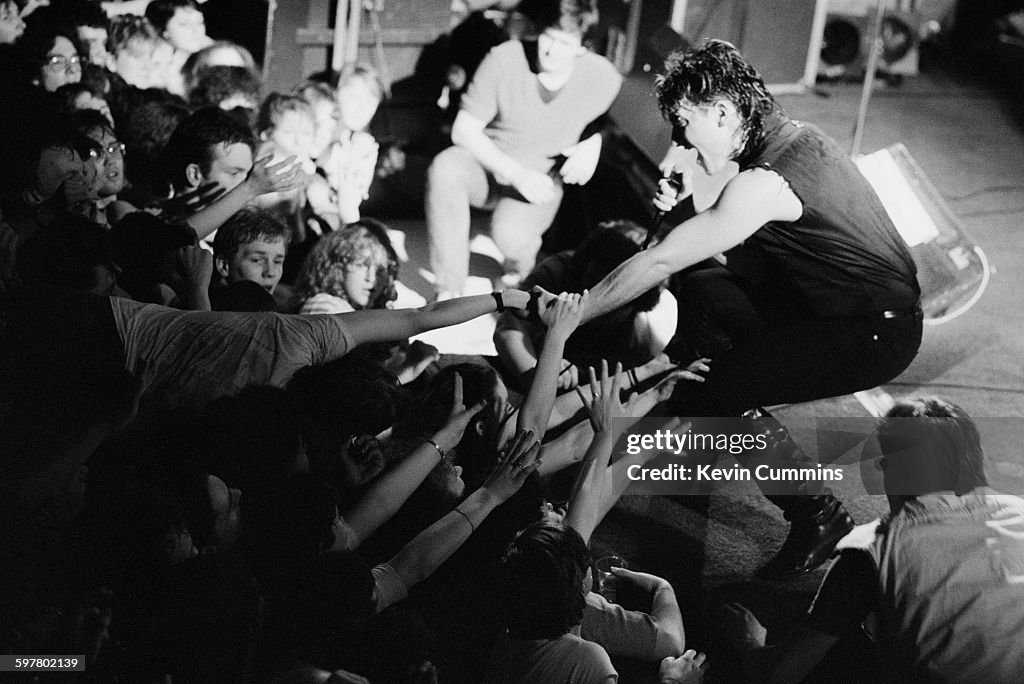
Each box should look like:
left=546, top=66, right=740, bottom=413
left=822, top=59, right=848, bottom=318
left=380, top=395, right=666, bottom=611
left=655, top=39, right=782, bottom=166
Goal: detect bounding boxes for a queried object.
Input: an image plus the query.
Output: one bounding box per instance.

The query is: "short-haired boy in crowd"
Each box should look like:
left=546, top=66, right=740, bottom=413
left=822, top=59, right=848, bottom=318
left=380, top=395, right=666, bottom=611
left=211, top=207, right=291, bottom=310
left=106, top=14, right=163, bottom=91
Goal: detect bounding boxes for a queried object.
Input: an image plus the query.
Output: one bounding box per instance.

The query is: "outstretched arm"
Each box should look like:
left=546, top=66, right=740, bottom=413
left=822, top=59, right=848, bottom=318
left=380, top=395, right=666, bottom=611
left=547, top=354, right=708, bottom=429
left=581, top=169, right=801, bottom=323
left=337, top=290, right=532, bottom=351
left=344, top=374, right=485, bottom=544
left=493, top=310, right=541, bottom=383
left=515, top=291, right=586, bottom=442
left=186, top=155, right=307, bottom=240
left=565, top=363, right=695, bottom=542
left=378, top=431, right=541, bottom=609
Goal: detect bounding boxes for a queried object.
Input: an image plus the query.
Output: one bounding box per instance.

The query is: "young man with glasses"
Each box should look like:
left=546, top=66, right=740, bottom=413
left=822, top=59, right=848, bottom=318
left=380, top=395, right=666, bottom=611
left=424, top=0, right=622, bottom=299
left=71, top=109, right=138, bottom=227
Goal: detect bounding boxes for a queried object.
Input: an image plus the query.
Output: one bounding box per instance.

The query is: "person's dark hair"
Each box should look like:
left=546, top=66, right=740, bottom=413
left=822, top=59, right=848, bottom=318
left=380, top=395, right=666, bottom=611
left=109, top=211, right=196, bottom=302
left=210, top=278, right=278, bottom=312
left=501, top=521, right=590, bottom=639
left=655, top=39, right=781, bottom=167
left=878, top=396, right=987, bottom=494
left=16, top=215, right=113, bottom=290
left=145, top=0, right=201, bottom=34
left=17, top=22, right=83, bottom=79
left=286, top=356, right=402, bottom=476
left=55, top=82, right=104, bottom=118
left=66, top=0, right=110, bottom=31
left=161, top=106, right=255, bottom=191
left=198, top=386, right=305, bottom=496
left=121, top=98, right=189, bottom=201
left=212, top=206, right=291, bottom=261
left=449, top=10, right=508, bottom=78
left=131, top=459, right=218, bottom=552
left=400, top=364, right=498, bottom=441
left=519, top=0, right=599, bottom=35
left=397, top=362, right=500, bottom=488
left=188, top=65, right=261, bottom=110
left=19, top=125, right=101, bottom=205
left=68, top=107, right=115, bottom=140
left=80, top=62, right=111, bottom=94
left=573, top=220, right=660, bottom=313
left=274, top=474, right=343, bottom=555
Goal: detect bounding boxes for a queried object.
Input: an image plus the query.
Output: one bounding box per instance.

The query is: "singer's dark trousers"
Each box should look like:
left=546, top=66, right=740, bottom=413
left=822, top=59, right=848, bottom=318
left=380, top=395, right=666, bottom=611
left=665, top=262, right=922, bottom=417
left=662, top=264, right=921, bottom=512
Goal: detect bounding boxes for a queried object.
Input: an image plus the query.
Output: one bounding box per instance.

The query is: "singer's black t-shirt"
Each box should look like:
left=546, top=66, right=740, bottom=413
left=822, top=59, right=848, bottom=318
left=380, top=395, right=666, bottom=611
left=726, top=115, right=920, bottom=317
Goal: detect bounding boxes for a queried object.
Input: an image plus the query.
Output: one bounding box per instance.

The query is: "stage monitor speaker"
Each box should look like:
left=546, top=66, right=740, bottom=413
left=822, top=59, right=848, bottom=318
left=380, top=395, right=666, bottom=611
left=632, top=23, right=690, bottom=74
left=819, top=8, right=921, bottom=81
left=855, top=144, right=989, bottom=324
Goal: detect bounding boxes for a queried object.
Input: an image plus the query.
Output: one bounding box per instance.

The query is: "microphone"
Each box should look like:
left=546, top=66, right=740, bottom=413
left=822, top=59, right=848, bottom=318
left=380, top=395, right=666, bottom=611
left=642, top=174, right=684, bottom=250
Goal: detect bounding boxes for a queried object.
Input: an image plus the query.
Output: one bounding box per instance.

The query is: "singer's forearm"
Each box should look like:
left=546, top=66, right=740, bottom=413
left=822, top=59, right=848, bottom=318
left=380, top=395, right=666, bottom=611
left=582, top=250, right=673, bottom=323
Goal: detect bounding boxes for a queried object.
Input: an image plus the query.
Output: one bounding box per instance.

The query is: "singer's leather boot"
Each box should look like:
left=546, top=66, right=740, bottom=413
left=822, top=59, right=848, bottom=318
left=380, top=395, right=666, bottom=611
left=740, top=408, right=855, bottom=580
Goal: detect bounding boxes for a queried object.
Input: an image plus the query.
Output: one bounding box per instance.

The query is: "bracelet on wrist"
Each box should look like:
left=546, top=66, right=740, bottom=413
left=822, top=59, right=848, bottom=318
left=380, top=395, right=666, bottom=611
left=425, top=439, right=445, bottom=459
left=629, top=368, right=640, bottom=386
left=492, top=291, right=505, bottom=312
left=453, top=507, right=475, bottom=531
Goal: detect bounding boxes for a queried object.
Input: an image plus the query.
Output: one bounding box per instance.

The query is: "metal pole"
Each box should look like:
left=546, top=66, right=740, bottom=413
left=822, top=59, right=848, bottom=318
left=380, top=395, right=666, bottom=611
left=851, top=0, right=888, bottom=157
left=345, top=0, right=362, bottom=69
left=670, top=0, right=688, bottom=34
left=332, top=0, right=350, bottom=72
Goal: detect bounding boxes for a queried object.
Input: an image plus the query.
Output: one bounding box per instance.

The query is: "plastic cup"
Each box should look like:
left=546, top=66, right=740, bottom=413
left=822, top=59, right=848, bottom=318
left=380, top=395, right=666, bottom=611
left=594, top=555, right=628, bottom=602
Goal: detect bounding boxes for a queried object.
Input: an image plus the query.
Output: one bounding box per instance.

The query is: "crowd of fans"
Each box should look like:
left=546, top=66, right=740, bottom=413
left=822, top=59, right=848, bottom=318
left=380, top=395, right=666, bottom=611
left=3, top=1, right=1023, bottom=683
left=0, top=1, right=706, bottom=682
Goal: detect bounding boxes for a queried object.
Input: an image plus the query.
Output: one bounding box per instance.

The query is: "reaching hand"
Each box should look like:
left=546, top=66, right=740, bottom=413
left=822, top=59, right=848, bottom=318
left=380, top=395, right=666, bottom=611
left=638, top=353, right=677, bottom=381
left=529, top=285, right=559, bottom=321
left=718, top=602, right=768, bottom=653
left=659, top=650, right=709, bottom=684
left=575, top=360, right=626, bottom=435
left=55, top=175, right=99, bottom=216
left=249, top=154, right=310, bottom=196
left=431, top=373, right=487, bottom=453
left=559, top=134, right=602, bottom=185
left=543, top=290, right=587, bottom=339
left=637, top=369, right=689, bottom=406
left=481, top=428, right=541, bottom=502
left=608, top=565, right=667, bottom=593
left=557, top=359, right=579, bottom=391
left=176, top=244, right=213, bottom=293
left=159, top=182, right=227, bottom=218
left=680, top=357, right=711, bottom=381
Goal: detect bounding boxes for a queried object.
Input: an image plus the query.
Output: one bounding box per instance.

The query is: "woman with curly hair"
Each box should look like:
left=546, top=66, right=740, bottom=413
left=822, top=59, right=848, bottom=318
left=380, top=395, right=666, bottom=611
left=296, top=219, right=399, bottom=314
